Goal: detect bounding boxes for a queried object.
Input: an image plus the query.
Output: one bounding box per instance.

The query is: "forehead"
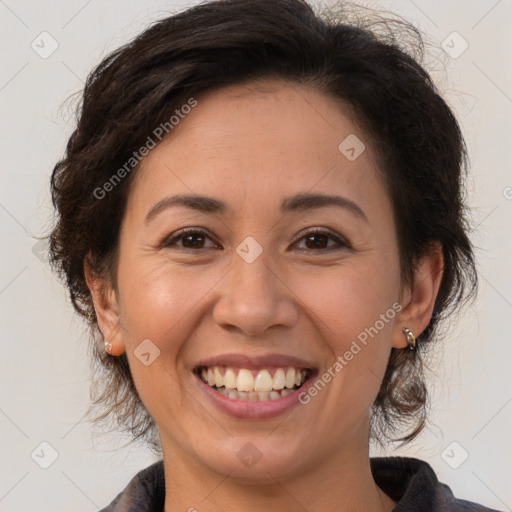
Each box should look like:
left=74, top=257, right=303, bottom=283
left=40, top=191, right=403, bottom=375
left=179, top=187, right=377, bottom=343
left=126, top=79, right=388, bottom=223
left=156, top=79, right=370, bottom=165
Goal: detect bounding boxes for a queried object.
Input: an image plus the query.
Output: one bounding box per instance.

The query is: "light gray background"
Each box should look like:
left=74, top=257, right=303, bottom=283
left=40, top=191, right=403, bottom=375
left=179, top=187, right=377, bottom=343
left=1, top=0, right=511, bottom=510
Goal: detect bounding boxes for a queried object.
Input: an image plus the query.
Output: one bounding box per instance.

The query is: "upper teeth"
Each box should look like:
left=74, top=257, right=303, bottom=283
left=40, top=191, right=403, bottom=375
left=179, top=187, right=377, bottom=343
left=200, top=366, right=308, bottom=392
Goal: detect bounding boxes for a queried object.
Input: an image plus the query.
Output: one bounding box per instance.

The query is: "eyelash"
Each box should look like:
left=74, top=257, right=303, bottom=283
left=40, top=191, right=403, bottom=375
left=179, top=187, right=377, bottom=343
left=160, top=227, right=351, bottom=253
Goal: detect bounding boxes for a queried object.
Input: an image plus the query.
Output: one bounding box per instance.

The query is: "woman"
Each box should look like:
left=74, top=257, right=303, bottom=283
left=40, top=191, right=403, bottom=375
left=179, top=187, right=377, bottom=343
left=48, top=0, right=500, bottom=510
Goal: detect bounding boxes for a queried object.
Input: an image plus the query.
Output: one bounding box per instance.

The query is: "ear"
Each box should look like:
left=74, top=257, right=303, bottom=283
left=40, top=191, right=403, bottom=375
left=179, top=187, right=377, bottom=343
left=84, top=258, right=125, bottom=356
left=392, top=242, right=444, bottom=349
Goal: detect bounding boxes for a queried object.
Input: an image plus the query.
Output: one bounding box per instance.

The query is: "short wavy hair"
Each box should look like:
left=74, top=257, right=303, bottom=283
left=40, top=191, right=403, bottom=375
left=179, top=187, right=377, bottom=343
left=48, top=0, right=477, bottom=452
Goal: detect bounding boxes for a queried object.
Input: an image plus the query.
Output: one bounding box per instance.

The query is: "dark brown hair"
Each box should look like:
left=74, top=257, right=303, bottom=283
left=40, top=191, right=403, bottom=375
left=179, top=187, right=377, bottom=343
left=48, top=0, right=477, bottom=452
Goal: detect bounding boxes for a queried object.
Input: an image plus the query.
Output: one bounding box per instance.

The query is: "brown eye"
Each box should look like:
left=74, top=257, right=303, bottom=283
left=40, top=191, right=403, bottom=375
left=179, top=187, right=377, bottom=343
left=304, top=233, right=329, bottom=249
left=293, top=229, right=350, bottom=252
left=161, top=228, right=220, bottom=250
left=181, top=232, right=206, bottom=248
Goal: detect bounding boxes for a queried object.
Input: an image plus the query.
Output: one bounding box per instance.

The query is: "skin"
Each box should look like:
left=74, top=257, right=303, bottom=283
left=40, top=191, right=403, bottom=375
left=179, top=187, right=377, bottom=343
left=86, top=79, right=443, bottom=512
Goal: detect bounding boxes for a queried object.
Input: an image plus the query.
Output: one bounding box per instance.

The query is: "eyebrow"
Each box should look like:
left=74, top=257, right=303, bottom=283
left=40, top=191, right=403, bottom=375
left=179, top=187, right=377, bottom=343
left=281, top=193, right=368, bottom=222
left=145, top=192, right=368, bottom=224
left=145, top=194, right=227, bottom=224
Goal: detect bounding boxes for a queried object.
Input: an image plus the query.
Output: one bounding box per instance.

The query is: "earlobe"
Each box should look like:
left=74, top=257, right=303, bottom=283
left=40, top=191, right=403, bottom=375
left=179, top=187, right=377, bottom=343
left=84, top=259, right=126, bottom=356
left=392, top=243, right=444, bottom=349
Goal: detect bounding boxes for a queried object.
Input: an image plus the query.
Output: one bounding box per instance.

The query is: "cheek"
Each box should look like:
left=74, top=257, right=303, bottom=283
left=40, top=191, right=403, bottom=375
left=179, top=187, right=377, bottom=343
left=289, top=263, right=398, bottom=407
left=291, top=260, right=398, bottom=343
left=114, top=257, right=227, bottom=414
left=116, top=261, right=207, bottom=420
left=116, top=256, right=220, bottom=345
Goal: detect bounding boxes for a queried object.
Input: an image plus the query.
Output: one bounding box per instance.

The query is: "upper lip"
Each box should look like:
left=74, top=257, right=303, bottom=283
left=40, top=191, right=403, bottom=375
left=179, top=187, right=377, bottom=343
left=193, top=353, right=317, bottom=371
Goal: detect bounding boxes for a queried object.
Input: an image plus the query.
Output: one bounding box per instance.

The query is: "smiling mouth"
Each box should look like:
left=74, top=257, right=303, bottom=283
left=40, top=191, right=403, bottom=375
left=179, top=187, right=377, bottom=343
left=194, top=366, right=312, bottom=401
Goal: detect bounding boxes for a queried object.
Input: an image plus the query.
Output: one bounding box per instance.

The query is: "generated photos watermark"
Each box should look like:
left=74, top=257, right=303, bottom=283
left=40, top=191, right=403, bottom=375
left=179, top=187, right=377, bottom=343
left=298, top=301, right=403, bottom=404
left=93, top=97, right=197, bottom=200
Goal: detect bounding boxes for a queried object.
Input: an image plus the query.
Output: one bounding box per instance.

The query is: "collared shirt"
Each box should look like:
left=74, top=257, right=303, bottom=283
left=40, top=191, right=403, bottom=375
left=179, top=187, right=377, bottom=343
left=98, top=456, right=502, bottom=511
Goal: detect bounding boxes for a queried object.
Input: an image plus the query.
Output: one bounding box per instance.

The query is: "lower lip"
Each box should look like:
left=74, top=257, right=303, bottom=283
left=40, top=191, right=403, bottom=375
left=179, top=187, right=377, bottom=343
left=194, top=372, right=317, bottom=419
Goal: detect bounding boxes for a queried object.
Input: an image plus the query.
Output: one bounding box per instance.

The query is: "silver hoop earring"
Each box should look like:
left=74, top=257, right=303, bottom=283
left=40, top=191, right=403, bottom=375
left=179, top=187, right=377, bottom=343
left=402, top=328, right=416, bottom=350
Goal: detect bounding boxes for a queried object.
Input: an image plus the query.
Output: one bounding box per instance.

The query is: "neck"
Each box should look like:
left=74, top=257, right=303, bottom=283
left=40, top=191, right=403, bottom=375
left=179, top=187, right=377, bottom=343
left=161, top=437, right=395, bottom=512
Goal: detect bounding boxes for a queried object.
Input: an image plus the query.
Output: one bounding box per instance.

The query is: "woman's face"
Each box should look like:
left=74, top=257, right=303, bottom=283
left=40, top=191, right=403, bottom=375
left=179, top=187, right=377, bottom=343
left=98, top=80, right=414, bottom=480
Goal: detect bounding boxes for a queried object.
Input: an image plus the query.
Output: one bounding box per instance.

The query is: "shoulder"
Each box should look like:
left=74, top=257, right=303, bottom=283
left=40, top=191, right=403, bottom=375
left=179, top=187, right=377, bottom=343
left=98, top=460, right=165, bottom=512
left=370, top=456, right=503, bottom=512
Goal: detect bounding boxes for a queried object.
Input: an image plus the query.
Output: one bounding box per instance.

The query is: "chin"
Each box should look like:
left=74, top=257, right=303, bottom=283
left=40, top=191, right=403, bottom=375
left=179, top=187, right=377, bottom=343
left=193, top=434, right=313, bottom=483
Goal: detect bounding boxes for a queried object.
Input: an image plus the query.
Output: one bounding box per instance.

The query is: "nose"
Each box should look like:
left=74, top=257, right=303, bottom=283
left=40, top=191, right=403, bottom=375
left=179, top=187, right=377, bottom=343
left=212, top=248, right=298, bottom=337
